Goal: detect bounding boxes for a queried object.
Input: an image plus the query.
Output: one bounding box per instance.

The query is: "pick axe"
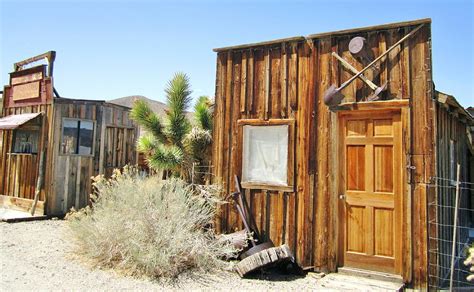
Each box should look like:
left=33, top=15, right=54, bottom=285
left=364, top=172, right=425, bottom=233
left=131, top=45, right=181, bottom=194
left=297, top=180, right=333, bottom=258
left=331, top=52, right=387, bottom=102
left=323, top=23, right=424, bottom=106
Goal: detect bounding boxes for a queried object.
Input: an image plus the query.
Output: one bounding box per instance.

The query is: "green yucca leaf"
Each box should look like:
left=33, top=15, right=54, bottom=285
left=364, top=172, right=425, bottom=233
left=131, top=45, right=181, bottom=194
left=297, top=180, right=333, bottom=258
left=165, top=112, right=190, bottom=146
left=131, top=100, right=166, bottom=143
left=194, top=96, right=212, bottom=131
left=137, top=134, right=159, bottom=153
left=163, top=72, right=193, bottom=146
left=165, top=72, right=192, bottom=114
left=148, top=144, right=183, bottom=171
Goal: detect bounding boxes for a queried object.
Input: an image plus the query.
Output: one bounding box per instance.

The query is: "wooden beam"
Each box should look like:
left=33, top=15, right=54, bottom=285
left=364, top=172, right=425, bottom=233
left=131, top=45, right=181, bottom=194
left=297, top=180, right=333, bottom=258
left=334, top=99, right=409, bottom=111
left=213, top=19, right=431, bottom=53
left=14, top=51, right=56, bottom=77
left=264, top=49, right=271, bottom=120
left=213, top=37, right=305, bottom=52
left=0, top=195, right=44, bottom=215
left=308, top=18, right=431, bottom=39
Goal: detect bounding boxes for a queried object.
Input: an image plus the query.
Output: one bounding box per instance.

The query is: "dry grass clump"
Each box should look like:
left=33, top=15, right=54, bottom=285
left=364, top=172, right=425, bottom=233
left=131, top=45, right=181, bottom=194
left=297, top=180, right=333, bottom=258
left=465, top=244, right=474, bottom=282
left=67, top=167, right=237, bottom=278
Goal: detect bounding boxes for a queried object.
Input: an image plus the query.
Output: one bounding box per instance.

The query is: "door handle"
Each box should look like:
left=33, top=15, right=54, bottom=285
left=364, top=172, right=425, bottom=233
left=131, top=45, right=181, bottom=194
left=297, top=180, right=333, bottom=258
left=339, top=194, right=346, bottom=200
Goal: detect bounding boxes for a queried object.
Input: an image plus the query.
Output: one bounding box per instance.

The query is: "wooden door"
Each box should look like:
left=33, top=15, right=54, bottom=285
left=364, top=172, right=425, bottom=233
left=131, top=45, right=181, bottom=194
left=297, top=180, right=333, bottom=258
left=339, top=110, right=402, bottom=274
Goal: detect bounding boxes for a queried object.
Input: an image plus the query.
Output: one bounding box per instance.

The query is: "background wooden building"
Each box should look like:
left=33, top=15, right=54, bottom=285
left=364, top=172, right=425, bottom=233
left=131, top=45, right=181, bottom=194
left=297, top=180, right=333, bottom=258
left=0, top=52, right=138, bottom=216
left=211, top=18, right=473, bottom=289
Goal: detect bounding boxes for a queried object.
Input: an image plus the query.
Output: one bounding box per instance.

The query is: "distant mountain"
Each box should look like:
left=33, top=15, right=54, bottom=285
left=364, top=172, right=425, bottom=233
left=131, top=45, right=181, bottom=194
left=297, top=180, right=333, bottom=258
left=108, top=95, right=193, bottom=119
left=108, top=95, right=168, bottom=115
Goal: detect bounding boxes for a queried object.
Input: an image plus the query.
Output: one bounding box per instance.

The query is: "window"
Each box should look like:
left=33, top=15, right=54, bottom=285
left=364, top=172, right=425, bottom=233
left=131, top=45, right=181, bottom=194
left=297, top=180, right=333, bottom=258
left=240, top=119, right=294, bottom=191
left=61, top=119, right=94, bottom=155
left=13, top=130, right=39, bottom=154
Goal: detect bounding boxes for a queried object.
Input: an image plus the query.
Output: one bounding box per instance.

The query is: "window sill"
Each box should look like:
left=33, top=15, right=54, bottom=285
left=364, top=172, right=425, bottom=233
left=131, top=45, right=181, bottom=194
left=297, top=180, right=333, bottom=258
left=58, top=153, right=94, bottom=158
left=7, top=153, right=38, bottom=156
left=241, top=182, right=294, bottom=192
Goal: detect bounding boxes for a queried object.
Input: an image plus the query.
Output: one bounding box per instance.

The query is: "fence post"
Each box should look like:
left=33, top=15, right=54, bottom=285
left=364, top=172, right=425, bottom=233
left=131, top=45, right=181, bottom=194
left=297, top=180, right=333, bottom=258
left=449, top=163, right=461, bottom=292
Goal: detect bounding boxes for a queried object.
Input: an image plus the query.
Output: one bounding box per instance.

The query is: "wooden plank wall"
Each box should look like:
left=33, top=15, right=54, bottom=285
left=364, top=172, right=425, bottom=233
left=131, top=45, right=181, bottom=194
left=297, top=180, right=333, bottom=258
left=0, top=104, right=53, bottom=203
left=213, top=20, right=434, bottom=288
left=49, top=101, right=102, bottom=214
left=0, top=76, right=55, bottom=211
left=431, top=99, right=472, bottom=288
left=49, top=101, right=137, bottom=215
left=1, top=66, right=138, bottom=216
left=102, top=103, right=137, bottom=177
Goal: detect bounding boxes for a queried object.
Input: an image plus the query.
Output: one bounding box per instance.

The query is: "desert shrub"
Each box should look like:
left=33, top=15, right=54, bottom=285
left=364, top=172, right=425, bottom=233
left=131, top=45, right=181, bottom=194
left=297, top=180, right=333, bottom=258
left=67, top=167, right=237, bottom=278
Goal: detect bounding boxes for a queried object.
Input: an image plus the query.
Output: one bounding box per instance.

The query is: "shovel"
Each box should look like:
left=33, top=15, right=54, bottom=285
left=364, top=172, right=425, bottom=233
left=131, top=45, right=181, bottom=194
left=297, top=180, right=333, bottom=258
left=323, top=23, right=424, bottom=106
left=332, top=52, right=387, bottom=101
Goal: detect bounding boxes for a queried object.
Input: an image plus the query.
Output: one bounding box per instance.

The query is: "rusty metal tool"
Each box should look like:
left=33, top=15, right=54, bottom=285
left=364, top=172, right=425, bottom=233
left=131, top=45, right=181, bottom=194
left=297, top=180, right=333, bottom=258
left=323, top=24, right=424, bottom=106
left=331, top=52, right=387, bottom=101
left=349, top=36, right=380, bottom=71
left=231, top=175, right=275, bottom=259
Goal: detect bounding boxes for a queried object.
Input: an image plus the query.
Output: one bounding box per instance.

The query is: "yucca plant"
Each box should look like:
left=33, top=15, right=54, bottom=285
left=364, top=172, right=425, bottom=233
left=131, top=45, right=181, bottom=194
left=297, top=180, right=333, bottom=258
left=131, top=72, right=213, bottom=181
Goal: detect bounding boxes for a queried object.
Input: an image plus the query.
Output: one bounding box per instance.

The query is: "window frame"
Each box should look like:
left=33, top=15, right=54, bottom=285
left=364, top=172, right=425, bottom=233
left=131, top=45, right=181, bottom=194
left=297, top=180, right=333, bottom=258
left=12, top=127, right=40, bottom=154
left=238, top=118, right=295, bottom=192
left=59, top=118, right=96, bottom=157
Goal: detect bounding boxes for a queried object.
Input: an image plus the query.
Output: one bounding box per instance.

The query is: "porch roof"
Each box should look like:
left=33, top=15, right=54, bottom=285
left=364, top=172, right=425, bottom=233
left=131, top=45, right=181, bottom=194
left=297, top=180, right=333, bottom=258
left=0, top=112, right=42, bottom=130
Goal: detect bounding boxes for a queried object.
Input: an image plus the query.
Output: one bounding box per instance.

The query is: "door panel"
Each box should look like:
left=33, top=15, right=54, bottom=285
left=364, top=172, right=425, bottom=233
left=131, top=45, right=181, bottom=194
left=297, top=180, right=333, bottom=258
left=347, top=145, right=365, bottom=191
left=347, top=205, right=366, bottom=253
left=374, top=145, right=394, bottom=192
left=374, top=208, right=394, bottom=256
left=339, top=111, right=402, bottom=275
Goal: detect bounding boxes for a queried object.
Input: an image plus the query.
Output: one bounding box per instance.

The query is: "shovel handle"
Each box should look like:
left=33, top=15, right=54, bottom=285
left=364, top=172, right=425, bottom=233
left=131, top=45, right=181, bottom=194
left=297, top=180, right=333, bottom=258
left=235, top=203, right=257, bottom=247
left=338, top=24, right=424, bottom=91
left=332, top=52, right=378, bottom=90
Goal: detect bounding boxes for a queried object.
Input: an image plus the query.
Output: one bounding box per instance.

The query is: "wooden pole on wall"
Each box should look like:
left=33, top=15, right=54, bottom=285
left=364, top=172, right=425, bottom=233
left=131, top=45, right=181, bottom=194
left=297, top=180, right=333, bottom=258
left=30, top=150, right=45, bottom=216
left=449, top=163, right=461, bottom=292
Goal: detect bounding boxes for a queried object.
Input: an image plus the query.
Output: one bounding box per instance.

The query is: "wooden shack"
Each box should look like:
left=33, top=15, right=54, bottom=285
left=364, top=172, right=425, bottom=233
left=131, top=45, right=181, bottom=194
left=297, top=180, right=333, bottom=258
left=0, top=52, right=138, bottom=216
left=211, top=18, right=474, bottom=289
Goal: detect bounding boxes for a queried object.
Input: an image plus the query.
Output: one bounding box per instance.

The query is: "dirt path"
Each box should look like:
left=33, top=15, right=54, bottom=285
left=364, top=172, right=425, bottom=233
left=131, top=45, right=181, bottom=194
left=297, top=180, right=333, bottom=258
left=1, top=220, right=404, bottom=291
left=1, top=220, right=318, bottom=291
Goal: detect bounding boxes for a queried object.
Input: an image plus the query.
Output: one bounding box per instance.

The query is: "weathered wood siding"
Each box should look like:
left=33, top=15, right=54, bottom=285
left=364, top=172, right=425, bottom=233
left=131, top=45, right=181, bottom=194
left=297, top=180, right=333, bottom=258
left=430, top=93, right=473, bottom=288
left=0, top=104, right=53, bottom=203
left=49, top=100, right=137, bottom=215
left=213, top=19, right=434, bottom=288
left=0, top=66, right=55, bottom=213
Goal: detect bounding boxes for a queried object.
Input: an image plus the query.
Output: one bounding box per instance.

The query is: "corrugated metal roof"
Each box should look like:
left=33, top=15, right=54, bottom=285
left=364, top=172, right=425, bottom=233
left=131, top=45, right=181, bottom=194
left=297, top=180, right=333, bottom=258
left=0, top=112, right=42, bottom=130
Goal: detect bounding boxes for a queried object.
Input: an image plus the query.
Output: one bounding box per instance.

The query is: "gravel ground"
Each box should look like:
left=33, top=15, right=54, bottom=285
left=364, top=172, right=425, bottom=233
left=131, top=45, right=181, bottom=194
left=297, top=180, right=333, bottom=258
left=0, top=220, right=319, bottom=291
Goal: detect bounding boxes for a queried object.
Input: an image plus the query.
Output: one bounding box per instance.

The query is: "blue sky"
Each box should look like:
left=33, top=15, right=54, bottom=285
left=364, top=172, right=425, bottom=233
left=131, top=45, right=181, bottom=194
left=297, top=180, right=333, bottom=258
left=1, top=0, right=473, bottom=107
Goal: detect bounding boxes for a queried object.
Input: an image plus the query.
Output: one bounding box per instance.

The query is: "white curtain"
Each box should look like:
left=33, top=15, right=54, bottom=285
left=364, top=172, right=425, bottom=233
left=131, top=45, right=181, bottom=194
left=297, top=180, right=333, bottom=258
left=242, top=125, right=288, bottom=186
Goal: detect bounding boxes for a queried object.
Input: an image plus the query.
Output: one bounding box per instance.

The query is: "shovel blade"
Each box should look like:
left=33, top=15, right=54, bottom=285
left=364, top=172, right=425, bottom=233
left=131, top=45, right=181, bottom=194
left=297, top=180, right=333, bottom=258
left=374, top=81, right=388, bottom=96
left=367, top=82, right=388, bottom=101
left=323, top=85, right=345, bottom=106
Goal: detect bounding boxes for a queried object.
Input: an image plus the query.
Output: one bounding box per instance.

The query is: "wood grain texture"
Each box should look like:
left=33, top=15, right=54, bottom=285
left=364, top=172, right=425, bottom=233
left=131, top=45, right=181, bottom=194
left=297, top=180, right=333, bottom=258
left=1, top=78, right=138, bottom=216
left=212, top=21, right=441, bottom=289
left=339, top=112, right=402, bottom=275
